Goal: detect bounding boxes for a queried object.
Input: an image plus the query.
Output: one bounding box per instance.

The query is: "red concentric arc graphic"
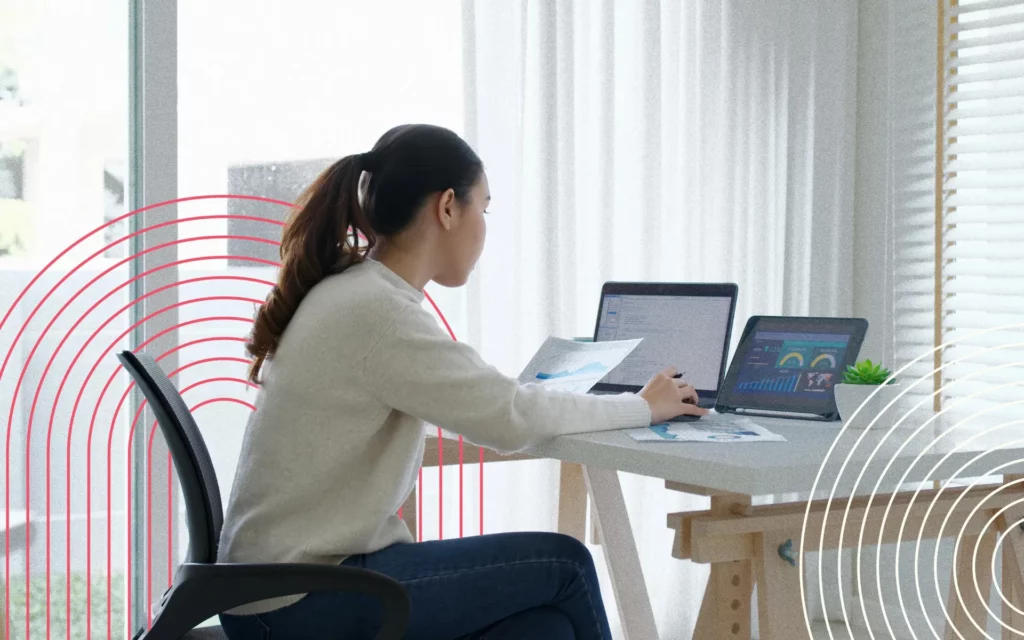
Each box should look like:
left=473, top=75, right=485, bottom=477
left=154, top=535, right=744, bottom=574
left=2, top=195, right=482, bottom=639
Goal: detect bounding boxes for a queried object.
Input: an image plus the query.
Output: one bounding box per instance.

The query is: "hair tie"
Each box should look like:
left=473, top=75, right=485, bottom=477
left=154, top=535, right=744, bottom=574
left=360, top=151, right=378, bottom=172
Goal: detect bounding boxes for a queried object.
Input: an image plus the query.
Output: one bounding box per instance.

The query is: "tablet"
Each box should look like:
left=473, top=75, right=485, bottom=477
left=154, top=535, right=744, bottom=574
left=715, top=316, right=869, bottom=421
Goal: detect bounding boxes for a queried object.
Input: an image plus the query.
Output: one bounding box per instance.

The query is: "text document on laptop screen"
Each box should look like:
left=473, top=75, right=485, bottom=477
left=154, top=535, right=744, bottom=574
left=594, top=294, right=733, bottom=390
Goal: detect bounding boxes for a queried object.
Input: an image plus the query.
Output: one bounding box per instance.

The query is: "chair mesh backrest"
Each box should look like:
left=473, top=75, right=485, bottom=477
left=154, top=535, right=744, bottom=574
left=117, top=351, right=224, bottom=564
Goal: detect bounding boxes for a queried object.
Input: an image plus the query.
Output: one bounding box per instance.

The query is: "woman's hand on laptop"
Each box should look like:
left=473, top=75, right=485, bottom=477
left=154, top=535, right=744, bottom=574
left=638, top=367, right=709, bottom=423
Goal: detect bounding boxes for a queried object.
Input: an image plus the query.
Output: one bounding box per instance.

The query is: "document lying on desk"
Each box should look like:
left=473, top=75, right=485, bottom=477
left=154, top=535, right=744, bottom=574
left=626, top=413, right=787, bottom=443
left=518, top=336, right=642, bottom=394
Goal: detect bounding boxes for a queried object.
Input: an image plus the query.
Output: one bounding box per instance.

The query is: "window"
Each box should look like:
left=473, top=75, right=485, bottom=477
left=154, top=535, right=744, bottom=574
left=890, top=0, right=940, bottom=410
left=939, top=0, right=1024, bottom=415
left=893, top=0, right=1024, bottom=416
left=0, top=0, right=130, bottom=637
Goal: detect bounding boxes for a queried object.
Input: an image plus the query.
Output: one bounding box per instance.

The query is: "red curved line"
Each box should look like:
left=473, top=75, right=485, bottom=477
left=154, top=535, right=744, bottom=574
left=6, top=222, right=276, bottom=399
left=415, top=288, right=468, bottom=532
left=158, top=372, right=257, bottom=593
left=0, top=196, right=287, bottom=338
left=125, top=353, right=251, bottom=629
left=31, top=261, right=271, bottom=637
left=438, top=425, right=443, bottom=540
left=480, top=447, right=484, bottom=536
left=3, top=195, right=463, bottom=635
left=423, top=295, right=456, bottom=342
left=189, top=398, right=257, bottom=413
left=460, top=438, right=464, bottom=539
left=50, top=277, right=269, bottom=638
left=147, top=385, right=259, bottom=598
left=145, top=418, right=158, bottom=627
left=146, top=381, right=254, bottom=626
left=3, top=213, right=282, bottom=635
left=41, top=255, right=271, bottom=638
left=110, top=346, right=250, bottom=636
left=422, top=293, right=461, bottom=541
left=107, top=337, right=246, bottom=638
left=63, top=301, right=258, bottom=636
left=85, top=326, right=257, bottom=639
left=169, top=447, right=173, bottom=595
left=180, top=377, right=258, bottom=394
left=147, top=362, right=253, bottom=614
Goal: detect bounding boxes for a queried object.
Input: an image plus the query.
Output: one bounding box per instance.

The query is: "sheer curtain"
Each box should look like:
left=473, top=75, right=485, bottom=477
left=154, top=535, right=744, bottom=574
left=451, top=0, right=859, bottom=636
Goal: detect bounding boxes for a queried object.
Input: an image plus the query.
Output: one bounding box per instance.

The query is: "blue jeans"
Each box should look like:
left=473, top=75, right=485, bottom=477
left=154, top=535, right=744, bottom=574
left=220, top=532, right=613, bottom=639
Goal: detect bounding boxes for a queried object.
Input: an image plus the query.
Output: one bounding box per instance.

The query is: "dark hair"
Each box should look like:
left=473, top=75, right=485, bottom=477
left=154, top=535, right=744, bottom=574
left=246, top=124, right=483, bottom=383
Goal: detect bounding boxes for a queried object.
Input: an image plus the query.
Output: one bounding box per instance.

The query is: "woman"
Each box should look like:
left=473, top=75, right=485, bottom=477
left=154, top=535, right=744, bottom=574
left=218, top=124, right=706, bottom=639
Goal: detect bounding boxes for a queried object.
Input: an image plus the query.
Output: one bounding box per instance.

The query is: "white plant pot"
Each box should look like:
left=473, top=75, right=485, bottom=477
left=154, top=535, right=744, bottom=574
left=834, top=383, right=902, bottom=429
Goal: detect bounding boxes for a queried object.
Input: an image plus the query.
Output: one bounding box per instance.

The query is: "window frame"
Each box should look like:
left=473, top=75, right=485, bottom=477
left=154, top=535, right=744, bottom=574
left=128, top=0, right=179, bottom=630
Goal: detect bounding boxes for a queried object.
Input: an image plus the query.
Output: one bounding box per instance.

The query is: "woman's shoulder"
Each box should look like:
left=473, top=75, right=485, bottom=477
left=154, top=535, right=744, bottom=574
left=301, top=261, right=424, bottom=327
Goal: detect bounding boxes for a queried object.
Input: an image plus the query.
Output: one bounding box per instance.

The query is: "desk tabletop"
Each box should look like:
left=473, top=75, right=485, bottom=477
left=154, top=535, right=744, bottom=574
left=527, top=410, right=1024, bottom=496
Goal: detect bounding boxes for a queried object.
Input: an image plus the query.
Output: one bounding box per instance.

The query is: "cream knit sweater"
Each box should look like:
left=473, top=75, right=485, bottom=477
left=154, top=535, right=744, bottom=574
left=217, top=259, right=651, bottom=614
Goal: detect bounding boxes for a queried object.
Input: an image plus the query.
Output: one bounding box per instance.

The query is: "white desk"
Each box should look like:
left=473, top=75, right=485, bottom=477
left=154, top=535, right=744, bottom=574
left=528, top=411, right=1024, bottom=639
left=531, top=413, right=1024, bottom=495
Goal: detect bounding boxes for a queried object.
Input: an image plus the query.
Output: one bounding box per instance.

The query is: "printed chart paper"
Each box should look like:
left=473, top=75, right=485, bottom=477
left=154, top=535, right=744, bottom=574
left=626, top=413, right=787, bottom=443
left=518, top=337, right=642, bottom=394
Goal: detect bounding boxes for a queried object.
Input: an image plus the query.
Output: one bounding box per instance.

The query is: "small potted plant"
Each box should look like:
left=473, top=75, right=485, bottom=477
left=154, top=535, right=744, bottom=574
left=834, top=360, right=900, bottom=428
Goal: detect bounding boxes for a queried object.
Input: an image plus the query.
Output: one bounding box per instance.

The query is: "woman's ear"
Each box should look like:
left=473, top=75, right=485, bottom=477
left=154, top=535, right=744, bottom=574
left=437, top=188, right=456, bottom=231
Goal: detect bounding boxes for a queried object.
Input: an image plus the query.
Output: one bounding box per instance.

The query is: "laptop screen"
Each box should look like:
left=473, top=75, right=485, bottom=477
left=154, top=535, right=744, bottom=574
left=594, top=294, right=734, bottom=391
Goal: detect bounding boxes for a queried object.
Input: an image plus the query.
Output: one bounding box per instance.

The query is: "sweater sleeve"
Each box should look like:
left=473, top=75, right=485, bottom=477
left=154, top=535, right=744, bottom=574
left=362, top=305, right=652, bottom=454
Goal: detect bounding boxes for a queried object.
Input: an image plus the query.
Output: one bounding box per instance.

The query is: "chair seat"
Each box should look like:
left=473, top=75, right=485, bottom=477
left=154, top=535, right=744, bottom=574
left=183, top=626, right=228, bottom=639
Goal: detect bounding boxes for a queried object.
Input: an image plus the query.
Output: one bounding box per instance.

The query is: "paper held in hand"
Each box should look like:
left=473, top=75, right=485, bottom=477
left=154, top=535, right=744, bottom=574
left=517, top=336, right=642, bottom=394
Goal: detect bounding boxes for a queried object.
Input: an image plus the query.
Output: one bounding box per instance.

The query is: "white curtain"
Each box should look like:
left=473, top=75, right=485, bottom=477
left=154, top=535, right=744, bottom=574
left=451, top=0, right=859, bottom=636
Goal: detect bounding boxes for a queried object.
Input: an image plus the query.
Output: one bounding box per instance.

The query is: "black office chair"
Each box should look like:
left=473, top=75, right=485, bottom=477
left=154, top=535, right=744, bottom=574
left=117, top=351, right=411, bottom=640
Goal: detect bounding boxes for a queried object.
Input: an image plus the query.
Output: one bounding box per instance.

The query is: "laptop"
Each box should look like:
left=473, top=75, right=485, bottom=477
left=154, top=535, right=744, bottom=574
left=588, top=282, right=739, bottom=421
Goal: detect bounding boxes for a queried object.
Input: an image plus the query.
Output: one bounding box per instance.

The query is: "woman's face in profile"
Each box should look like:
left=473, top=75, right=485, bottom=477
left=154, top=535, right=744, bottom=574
left=434, top=172, right=489, bottom=288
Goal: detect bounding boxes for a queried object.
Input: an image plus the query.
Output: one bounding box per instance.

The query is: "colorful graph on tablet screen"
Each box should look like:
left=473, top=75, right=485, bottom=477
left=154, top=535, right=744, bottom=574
left=734, top=331, right=849, bottom=398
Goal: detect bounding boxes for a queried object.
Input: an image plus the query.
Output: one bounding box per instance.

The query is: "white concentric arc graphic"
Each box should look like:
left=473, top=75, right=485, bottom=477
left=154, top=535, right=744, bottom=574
left=798, top=322, right=1024, bottom=640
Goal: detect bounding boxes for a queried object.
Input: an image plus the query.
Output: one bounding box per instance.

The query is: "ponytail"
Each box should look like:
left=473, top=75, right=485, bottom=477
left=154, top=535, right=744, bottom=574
left=246, top=153, right=374, bottom=383
left=246, top=124, right=483, bottom=383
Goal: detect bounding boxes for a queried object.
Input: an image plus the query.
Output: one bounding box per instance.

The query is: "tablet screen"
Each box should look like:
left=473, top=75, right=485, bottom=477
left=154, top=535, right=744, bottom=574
left=716, top=316, right=868, bottom=419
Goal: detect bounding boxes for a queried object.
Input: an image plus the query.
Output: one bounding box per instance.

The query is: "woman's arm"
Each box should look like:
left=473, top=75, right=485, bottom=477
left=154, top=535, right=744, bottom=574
left=362, top=305, right=651, bottom=454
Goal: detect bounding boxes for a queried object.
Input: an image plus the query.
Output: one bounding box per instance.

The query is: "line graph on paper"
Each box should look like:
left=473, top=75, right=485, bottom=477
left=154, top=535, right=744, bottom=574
left=519, top=337, right=642, bottom=394
left=535, top=361, right=609, bottom=381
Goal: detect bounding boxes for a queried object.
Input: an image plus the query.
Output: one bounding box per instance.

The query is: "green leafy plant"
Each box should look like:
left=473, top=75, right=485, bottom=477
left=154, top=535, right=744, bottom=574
left=841, top=359, right=896, bottom=385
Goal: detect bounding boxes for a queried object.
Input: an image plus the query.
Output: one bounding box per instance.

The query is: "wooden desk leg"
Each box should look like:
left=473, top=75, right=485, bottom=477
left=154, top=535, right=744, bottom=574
left=693, top=558, right=754, bottom=640
left=945, top=531, right=997, bottom=640
left=755, top=528, right=810, bottom=640
left=692, top=494, right=755, bottom=640
left=1003, top=549, right=1024, bottom=639
left=583, top=466, right=658, bottom=640
left=557, top=462, right=588, bottom=544
left=1000, top=505, right=1024, bottom=639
